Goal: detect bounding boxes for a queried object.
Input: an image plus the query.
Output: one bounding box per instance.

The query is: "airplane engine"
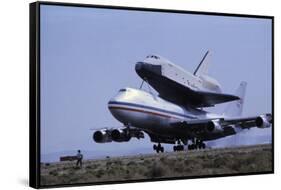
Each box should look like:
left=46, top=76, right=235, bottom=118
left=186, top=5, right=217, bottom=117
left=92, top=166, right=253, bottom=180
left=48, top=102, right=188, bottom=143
left=256, top=115, right=271, bottom=128
left=111, top=128, right=131, bottom=142
left=206, top=120, right=224, bottom=133
left=93, top=129, right=112, bottom=143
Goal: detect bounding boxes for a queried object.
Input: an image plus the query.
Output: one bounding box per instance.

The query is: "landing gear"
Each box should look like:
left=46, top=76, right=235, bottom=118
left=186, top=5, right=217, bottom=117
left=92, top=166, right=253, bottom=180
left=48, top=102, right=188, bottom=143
left=153, top=143, right=164, bottom=153
left=198, top=141, right=206, bottom=149
left=188, top=139, right=206, bottom=150
left=173, top=145, right=184, bottom=151
left=173, top=140, right=184, bottom=152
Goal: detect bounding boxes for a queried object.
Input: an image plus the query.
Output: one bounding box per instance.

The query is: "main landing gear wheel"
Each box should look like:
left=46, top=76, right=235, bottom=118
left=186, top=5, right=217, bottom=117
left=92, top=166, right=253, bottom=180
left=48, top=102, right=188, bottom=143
left=198, top=142, right=206, bottom=149
left=153, top=143, right=164, bottom=153
left=173, top=140, right=184, bottom=152
left=173, top=145, right=184, bottom=152
left=188, top=139, right=206, bottom=150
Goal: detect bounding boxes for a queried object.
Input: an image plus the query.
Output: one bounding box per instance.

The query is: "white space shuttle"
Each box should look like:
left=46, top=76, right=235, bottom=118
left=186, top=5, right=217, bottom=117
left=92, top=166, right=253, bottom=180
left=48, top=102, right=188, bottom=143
left=135, top=51, right=239, bottom=107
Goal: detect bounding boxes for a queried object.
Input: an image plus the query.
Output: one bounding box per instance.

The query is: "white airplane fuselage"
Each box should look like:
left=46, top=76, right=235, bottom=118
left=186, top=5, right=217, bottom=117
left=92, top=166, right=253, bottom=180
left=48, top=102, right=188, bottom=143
left=108, top=87, right=220, bottom=137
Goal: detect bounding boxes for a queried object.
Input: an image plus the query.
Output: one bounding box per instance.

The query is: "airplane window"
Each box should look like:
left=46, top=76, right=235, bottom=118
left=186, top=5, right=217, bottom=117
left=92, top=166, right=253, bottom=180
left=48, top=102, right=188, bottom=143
left=119, top=89, right=126, bottom=92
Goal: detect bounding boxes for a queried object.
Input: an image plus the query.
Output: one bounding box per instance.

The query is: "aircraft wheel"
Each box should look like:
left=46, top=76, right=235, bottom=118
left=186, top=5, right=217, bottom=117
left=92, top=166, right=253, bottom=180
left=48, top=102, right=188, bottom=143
left=174, top=145, right=184, bottom=151
left=191, top=144, right=196, bottom=150
left=179, top=145, right=184, bottom=151
left=202, top=143, right=206, bottom=149
left=154, top=143, right=163, bottom=153
left=157, top=143, right=161, bottom=149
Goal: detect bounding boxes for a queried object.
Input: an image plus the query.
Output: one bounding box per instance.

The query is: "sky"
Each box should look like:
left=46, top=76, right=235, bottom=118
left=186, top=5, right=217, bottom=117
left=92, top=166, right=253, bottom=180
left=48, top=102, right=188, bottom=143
left=40, top=5, right=272, bottom=160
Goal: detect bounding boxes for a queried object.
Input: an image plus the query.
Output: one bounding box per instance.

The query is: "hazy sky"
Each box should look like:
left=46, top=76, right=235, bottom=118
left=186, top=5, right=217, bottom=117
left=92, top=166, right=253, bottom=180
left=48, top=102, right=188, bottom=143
left=40, top=5, right=272, bottom=157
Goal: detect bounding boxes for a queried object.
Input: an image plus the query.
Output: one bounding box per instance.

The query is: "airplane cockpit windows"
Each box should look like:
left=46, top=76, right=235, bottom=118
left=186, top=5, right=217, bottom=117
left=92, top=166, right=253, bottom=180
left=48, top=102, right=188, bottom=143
left=115, top=88, right=128, bottom=97
left=119, top=88, right=127, bottom=92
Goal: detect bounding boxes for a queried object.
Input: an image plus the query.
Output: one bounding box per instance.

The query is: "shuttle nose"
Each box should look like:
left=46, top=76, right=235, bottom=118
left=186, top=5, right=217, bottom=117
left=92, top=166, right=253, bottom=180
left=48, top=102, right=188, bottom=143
left=135, top=62, right=162, bottom=77
left=135, top=62, right=144, bottom=72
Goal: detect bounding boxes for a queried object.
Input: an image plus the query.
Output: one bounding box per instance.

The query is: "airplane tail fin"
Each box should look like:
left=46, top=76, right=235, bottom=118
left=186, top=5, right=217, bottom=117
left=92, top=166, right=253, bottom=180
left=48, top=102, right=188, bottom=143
left=223, top=81, right=247, bottom=117
left=193, top=50, right=210, bottom=76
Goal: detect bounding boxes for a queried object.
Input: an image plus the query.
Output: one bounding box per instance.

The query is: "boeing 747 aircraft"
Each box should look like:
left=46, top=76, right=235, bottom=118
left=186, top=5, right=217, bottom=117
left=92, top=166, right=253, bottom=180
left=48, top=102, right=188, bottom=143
left=93, top=54, right=272, bottom=153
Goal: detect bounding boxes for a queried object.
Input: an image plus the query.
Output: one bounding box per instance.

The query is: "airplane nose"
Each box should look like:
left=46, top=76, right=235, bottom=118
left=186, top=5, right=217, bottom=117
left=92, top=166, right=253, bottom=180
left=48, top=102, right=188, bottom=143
left=108, top=99, right=117, bottom=108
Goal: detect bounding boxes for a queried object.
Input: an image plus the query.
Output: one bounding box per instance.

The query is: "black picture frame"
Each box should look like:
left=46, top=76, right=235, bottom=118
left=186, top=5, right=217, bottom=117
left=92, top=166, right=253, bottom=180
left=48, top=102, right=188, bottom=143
left=30, top=1, right=274, bottom=188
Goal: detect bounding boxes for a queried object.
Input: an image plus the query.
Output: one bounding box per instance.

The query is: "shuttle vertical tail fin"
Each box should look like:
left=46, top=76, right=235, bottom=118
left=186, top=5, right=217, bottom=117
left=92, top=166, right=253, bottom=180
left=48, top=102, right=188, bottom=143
left=223, top=81, right=247, bottom=117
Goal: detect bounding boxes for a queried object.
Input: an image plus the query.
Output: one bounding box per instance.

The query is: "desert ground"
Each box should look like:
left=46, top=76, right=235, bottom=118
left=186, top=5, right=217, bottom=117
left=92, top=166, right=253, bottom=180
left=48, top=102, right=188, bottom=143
left=40, top=144, right=272, bottom=186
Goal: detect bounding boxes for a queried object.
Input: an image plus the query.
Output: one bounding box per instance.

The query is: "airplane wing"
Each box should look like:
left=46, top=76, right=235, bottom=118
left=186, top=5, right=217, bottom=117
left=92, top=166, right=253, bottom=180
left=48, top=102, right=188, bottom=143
left=169, top=113, right=272, bottom=140
left=92, top=114, right=271, bottom=146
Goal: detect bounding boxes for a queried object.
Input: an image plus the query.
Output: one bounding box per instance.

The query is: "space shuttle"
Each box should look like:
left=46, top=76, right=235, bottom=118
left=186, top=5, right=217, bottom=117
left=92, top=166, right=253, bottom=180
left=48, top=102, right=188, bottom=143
left=135, top=51, right=239, bottom=107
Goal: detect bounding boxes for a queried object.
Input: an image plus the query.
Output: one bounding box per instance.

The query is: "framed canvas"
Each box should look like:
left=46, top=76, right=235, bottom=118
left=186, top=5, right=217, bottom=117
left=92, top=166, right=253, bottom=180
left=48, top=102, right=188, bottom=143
left=29, top=1, right=274, bottom=188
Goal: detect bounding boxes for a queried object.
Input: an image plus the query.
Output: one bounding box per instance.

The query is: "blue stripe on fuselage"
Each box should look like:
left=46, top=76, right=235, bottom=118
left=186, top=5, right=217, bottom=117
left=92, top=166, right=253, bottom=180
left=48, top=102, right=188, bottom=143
left=108, top=101, right=196, bottom=119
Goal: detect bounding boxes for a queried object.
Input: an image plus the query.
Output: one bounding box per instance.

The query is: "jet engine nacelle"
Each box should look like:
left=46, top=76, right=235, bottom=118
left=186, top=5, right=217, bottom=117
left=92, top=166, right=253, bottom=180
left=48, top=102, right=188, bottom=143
left=256, top=115, right=271, bottom=128
left=93, top=129, right=112, bottom=143
left=111, top=128, right=131, bottom=142
left=206, top=120, right=224, bottom=133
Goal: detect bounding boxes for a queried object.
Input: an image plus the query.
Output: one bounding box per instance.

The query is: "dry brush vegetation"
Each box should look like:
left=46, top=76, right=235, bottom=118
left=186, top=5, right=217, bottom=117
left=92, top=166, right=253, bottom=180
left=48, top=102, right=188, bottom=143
left=40, top=144, right=272, bottom=186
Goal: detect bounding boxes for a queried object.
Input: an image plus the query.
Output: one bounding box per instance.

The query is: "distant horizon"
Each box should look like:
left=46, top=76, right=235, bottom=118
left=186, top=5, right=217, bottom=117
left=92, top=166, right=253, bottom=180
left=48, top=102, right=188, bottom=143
left=42, top=141, right=272, bottom=163
left=40, top=5, right=272, bottom=158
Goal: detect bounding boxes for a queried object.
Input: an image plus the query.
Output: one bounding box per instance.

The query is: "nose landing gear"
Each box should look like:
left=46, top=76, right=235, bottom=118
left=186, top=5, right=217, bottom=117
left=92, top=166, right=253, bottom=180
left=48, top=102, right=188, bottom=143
left=153, top=143, right=164, bottom=153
